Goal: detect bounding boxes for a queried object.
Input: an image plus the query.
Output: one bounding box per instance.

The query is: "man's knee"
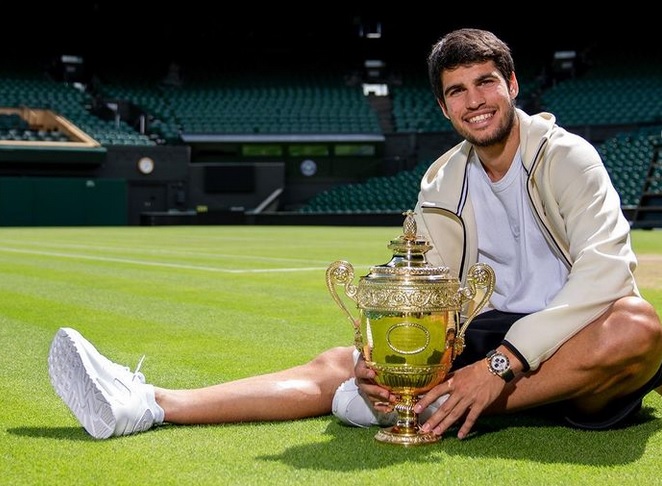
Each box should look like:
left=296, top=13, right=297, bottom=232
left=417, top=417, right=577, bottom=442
left=584, top=296, right=662, bottom=391
left=610, top=296, right=662, bottom=357
left=305, top=346, right=356, bottom=399
left=310, top=346, right=356, bottom=371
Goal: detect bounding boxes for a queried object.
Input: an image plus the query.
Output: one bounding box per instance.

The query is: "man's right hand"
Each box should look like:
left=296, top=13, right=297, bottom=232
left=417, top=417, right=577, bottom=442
left=354, top=354, right=397, bottom=412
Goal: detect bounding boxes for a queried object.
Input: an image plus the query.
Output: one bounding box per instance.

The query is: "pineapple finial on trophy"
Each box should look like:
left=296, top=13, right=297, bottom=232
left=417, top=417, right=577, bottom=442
left=402, top=209, right=417, bottom=241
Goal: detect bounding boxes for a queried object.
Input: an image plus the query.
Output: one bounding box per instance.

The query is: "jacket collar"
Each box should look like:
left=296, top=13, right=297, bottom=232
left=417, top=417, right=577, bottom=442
left=422, top=109, right=555, bottom=193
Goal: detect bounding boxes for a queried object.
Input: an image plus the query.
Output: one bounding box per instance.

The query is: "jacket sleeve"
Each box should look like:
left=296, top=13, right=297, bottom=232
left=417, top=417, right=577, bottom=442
left=503, top=130, right=639, bottom=371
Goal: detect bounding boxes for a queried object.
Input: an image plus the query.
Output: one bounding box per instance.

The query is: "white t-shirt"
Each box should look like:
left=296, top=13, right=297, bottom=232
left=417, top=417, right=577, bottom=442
left=468, top=151, right=568, bottom=313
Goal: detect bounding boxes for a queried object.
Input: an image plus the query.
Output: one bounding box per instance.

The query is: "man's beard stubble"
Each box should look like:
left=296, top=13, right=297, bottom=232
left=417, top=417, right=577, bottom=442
left=452, top=101, right=517, bottom=148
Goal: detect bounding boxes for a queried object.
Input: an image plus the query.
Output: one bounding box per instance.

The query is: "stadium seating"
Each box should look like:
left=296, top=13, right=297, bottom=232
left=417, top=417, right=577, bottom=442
left=390, top=78, right=454, bottom=133
left=0, top=70, right=155, bottom=146
left=540, top=63, right=662, bottom=127
left=1, top=52, right=661, bottom=220
left=598, top=127, right=662, bottom=208
left=95, top=66, right=383, bottom=138
left=299, top=161, right=429, bottom=213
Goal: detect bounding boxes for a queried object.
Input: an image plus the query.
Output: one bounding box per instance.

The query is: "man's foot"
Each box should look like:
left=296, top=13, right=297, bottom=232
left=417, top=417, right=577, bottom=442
left=48, top=327, right=165, bottom=439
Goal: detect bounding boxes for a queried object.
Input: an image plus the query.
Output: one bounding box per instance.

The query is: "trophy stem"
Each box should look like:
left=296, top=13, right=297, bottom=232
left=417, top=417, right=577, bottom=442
left=374, top=394, right=440, bottom=446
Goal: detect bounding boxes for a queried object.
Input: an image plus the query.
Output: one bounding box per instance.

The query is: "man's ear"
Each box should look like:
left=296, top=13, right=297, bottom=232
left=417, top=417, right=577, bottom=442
left=509, top=72, right=519, bottom=99
left=438, top=99, right=450, bottom=119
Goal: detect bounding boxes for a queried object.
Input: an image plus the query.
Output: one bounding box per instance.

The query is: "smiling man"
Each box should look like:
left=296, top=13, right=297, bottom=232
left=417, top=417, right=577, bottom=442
left=347, top=28, right=662, bottom=439
left=48, top=28, right=662, bottom=442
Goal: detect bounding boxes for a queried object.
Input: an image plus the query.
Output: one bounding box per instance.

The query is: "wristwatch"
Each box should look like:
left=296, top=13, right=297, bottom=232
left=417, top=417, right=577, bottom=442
left=486, top=349, right=515, bottom=382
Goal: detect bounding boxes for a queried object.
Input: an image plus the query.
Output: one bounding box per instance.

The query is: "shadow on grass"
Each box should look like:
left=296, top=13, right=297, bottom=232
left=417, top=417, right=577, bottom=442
left=9, top=406, right=661, bottom=468
left=257, top=406, right=661, bottom=471
left=6, top=424, right=169, bottom=441
left=7, top=426, right=94, bottom=441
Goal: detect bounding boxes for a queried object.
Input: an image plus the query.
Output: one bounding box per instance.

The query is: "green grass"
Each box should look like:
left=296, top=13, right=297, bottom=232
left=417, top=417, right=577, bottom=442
left=1, top=226, right=661, bottom=485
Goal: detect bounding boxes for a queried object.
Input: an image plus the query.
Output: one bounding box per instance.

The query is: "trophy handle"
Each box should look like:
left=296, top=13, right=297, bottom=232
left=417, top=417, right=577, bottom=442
left=325, top=260, right=363, bottom=350
left=455, top=263, right=496, bottom=353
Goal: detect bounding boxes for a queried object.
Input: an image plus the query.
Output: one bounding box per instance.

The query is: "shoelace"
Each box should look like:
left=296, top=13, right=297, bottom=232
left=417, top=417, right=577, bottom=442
left=132, top=355, right=146, bottom=383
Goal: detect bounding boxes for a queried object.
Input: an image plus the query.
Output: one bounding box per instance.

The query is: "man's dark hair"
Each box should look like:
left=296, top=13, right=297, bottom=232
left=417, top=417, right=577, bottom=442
left=427, top=28, right=515, bottom=103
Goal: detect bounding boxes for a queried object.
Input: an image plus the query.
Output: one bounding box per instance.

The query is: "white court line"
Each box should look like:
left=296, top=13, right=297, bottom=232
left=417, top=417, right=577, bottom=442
left=0, top=239, right=329, bottom=265
left=0, top=246, right=330, bottom=274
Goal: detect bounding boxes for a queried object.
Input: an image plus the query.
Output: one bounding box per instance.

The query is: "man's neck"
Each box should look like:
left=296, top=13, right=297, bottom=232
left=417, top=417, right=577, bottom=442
left=475, top=119, right=520, bottom=182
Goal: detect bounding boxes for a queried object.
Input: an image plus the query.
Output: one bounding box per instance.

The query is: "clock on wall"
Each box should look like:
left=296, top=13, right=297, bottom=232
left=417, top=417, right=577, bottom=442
left=137, top=157, right=155, bottom=174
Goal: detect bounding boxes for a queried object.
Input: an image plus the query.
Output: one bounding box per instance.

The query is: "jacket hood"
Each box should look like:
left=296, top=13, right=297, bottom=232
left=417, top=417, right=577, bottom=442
left=518, top=110, right=556, bottom=170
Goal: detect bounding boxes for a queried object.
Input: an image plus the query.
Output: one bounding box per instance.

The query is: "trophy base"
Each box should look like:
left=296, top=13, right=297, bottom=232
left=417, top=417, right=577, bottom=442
left=374, top=424, right=440, bottom=446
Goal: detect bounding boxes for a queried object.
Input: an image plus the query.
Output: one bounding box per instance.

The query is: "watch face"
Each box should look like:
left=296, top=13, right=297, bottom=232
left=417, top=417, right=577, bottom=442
left=490, top=353, right=510, bottom=373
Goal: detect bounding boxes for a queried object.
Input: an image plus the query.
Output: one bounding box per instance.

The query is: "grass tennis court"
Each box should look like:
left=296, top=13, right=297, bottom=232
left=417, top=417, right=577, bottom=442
left=1, top=225, right=661, bottom=485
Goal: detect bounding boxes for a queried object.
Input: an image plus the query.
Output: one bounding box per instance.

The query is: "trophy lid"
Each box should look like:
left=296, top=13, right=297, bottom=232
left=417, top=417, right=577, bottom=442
left=367, top=210, right=450, bottom=279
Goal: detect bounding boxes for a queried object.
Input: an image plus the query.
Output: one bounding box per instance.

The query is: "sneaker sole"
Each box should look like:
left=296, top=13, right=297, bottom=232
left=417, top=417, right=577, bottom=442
left=48, top=328, right=116, bottom=439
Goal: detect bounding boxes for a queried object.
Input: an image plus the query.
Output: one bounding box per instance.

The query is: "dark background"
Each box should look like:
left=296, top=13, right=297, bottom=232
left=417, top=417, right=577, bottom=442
left=6, top=3, right=659, bottom=78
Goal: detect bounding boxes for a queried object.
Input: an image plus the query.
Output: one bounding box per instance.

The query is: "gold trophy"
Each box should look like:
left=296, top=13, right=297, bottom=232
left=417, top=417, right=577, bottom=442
left=326, top=210, right=495, bottom=446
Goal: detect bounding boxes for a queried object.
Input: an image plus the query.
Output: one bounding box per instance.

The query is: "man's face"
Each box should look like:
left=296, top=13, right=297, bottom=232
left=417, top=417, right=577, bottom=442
left=438, top=60, right=518, bottom=147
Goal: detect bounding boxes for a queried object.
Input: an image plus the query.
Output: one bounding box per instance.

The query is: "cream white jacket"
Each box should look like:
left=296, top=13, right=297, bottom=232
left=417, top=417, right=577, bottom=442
left=414, top=109, right=639, bottom=371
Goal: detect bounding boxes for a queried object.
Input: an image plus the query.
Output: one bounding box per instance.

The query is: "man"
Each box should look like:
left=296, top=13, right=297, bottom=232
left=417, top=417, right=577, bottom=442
left=349, top=27, right=662, bottom=439
left=48, top=28, right=662, bottom=441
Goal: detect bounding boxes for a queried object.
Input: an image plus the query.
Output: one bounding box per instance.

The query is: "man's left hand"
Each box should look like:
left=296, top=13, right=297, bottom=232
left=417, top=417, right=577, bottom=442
left=414, top=360, right=507, bottom=439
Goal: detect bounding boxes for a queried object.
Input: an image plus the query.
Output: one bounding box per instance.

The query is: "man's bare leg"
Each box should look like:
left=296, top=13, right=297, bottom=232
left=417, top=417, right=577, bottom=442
left=157, top=346, right=356, bottom=424
left=49, top=327, right=357, bottom=438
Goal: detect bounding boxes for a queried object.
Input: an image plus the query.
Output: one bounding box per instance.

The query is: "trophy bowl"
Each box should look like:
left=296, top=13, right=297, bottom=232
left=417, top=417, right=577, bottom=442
left=326, top=211, right=495, bottom=446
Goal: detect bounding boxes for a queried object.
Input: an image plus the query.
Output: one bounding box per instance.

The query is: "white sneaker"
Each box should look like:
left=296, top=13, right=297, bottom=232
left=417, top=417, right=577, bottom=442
left=332, top=378, right=449, bottom=427
left=332, top=378, right=397, bottom=428
left=48, top=327, right=165, bottom=439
